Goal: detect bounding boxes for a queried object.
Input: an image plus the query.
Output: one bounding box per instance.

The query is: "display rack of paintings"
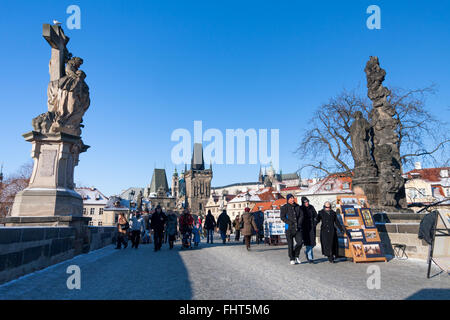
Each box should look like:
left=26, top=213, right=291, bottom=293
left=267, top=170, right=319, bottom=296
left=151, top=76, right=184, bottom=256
left=336, top=195, right=386, bottom=263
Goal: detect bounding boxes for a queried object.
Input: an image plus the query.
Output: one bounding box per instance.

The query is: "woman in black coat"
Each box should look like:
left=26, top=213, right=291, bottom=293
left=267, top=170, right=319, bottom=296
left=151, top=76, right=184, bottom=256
left=300, top=197, right=317, bottom=263
left=316, top=201, right=344, bottom=263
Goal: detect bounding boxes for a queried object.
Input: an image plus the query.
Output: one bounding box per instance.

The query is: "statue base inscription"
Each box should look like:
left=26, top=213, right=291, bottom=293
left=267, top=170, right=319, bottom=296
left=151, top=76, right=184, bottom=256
left=10, top=131, right=89, bottom=217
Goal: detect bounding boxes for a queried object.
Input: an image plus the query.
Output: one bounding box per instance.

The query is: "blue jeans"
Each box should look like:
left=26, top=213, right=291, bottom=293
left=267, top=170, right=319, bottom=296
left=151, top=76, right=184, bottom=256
left=306, top=246, right=314, bottom=260
left=220, top=230, right=227, bottom=242
left=207, top=229, right=214, bottom=243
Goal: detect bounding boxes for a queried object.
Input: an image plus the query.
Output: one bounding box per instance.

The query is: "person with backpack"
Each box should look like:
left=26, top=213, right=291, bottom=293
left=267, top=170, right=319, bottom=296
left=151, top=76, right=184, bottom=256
left=217, top=209, right=232, bottom=244
left=204, top=210, right=216, bottom=244
left=150, top=205, right=167, bottom=252
left=242, top=208, right=258, bottom=251
left=115, top=213, right=129, bottom=249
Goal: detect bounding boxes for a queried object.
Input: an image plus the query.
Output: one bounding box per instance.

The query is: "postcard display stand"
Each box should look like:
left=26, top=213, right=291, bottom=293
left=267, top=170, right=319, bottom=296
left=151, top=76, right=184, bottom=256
left=336, top=196, right=387, bottom=263
left=263, top=210, right=287, bottom=245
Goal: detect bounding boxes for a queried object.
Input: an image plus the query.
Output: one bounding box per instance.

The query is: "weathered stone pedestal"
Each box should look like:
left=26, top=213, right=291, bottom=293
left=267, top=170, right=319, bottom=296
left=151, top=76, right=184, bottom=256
left=8, top=131, right=89, bottom=221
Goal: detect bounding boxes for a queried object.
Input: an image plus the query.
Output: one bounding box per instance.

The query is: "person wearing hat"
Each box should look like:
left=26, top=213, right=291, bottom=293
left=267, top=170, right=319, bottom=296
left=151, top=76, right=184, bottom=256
left=242, top=207, right=258, bottom=251
left=280, top=194, right=304, bottom=265
left=217, top=209, right=232, bottom=244
left=300, top=196, right=318, bottom=263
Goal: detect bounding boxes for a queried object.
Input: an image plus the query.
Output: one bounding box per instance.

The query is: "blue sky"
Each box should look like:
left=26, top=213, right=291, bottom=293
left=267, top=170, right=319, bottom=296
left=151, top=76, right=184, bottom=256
left=1, top=0, right=449, bottom=196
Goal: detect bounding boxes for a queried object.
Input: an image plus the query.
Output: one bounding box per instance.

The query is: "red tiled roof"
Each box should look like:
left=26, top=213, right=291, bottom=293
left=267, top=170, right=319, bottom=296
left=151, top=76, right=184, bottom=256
left=281, top=186, right=301, bottom=191
left=251, top=198, right=293, bottom=212
left=405, top=167, right=450, bottom=182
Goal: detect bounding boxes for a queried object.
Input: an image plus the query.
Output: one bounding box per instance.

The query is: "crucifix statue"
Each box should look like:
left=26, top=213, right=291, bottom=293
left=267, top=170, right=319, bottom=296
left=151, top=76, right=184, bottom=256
left=43, top=24, right=72, bottom=81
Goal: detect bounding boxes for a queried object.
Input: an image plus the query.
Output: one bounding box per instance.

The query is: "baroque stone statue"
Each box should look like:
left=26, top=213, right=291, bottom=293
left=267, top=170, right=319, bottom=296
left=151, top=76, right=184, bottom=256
left=349, top=111, right=377, bottom=178
left=32, top=25, right=90, bottom=137
left=362, top=56, right=407, bottom=209
left=8, top=24, right=91, bottom=220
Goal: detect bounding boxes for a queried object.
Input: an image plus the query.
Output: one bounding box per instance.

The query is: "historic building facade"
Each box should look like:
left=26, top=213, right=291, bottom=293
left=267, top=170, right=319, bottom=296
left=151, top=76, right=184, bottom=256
left=183, top=143, right=213, bottom=216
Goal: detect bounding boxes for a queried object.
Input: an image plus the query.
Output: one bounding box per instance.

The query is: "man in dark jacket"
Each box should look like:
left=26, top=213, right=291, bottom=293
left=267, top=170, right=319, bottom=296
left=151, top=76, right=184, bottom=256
left=150, top=205, right=168, bottom=252
left=300, top=196, right=318, bottom=263
left=204, top=210, right=216, bottom=243
left=280, top=194, right=304, bottom=265
left=217, top=210, right=232, bottom=244
left=252, top=210, right=265, bottom=244
left=316, top=201, right=344, bottom=263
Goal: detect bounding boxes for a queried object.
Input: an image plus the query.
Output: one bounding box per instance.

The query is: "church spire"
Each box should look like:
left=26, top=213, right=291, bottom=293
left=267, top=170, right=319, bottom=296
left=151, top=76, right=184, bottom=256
left=191, top=143, right=205, bottom=170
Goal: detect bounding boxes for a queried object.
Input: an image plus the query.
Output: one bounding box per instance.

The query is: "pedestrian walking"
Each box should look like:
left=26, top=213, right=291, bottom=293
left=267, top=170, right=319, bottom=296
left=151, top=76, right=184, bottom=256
left=204, top=210, right=216, bottom=243
left=280, top=194, right=304, bottom=265
left=166, top=211, right=178, bottom=249
left=300, top=197, right=318, bottom=263
left=252, top=210, right=264, bottom=244
left=192, top=217, right=202, bottom=246
left=130, top=211, right=145, bottom=249
left=115, top=213, right=129, bottom=249
left=242, top=208, right=258, bottom=251
left=150, top=205, right=167, bottom=252
left=179, top=208, right=194, bottom=248
left=232, top=215, right=242, bottom=242
left=316, top=201, right=344, bottom=263
left=217, top=209, right=232, bottom=244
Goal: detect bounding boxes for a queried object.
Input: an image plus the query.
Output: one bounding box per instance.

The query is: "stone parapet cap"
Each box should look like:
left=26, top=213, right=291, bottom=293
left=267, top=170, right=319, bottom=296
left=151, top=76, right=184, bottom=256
left=1, top=215, right=91, bottom=224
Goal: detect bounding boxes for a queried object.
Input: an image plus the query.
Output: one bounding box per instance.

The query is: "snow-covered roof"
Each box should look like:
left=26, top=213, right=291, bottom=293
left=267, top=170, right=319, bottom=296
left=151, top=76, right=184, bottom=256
left=75, top=187, right=109, bottom=205
left=228, top=187, right=282, bottom=203
left=296, top=175, right=353, bottom=196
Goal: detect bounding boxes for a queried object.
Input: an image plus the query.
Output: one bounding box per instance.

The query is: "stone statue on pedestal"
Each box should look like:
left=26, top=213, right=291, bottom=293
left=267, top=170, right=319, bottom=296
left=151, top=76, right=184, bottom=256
left=8, top=24, right=91, bottom=222
left=350, top=56, right=407, bottom=210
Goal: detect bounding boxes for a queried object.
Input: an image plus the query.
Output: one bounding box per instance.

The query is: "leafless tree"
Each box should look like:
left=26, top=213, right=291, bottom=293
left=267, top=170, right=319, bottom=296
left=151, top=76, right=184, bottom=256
left=297, top=85, right=450, bottom=177
left=0, top=161, right=33, bottom=217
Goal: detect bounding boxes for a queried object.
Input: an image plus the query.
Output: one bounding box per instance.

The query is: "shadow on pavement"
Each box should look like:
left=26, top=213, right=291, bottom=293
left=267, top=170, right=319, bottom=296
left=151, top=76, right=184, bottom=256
left=405, top=288, right=450, bottom=300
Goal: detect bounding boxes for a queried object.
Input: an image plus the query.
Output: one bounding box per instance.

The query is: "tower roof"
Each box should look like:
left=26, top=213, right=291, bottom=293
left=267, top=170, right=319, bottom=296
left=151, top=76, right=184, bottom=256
left=191, top=143, right=205, bottom=170
left=149, top=168, right=169, bottom=194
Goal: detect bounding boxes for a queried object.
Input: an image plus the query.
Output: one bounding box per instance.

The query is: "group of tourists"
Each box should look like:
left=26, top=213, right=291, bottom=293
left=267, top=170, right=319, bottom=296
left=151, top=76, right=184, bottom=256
left=115, top=194, right=345, bottom=262
left=280, top=194, right=344, bottom=264
left=115, top=205, right=266, bottom=251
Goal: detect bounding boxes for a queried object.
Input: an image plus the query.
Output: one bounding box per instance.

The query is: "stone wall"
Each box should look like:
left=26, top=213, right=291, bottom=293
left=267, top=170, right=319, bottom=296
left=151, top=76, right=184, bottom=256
left=0, top=226, right=117, bottom=284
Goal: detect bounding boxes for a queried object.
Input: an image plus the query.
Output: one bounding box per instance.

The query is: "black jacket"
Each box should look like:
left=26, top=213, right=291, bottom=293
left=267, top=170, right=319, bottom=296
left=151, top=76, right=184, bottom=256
left=316, top=209, right=344, bottom=257
left=418, top=211, right=438, bottom=245
left=217, top=212, right=232, bottom=232
left=280, top=202, right=303, bottom=234
left=204, top=213, right=216, bottom=230
left=150, top=211, right=167, bottom=232
left=301, top=204, right=318, bottom=246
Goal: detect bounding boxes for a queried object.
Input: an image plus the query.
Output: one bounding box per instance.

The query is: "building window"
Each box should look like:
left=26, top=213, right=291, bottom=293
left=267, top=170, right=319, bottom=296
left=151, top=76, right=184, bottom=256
left=99, top=208, right=104, bottom=215
left=83, top=208, right=86, bottom=215
left=89, top=221, right=93, bottom=226
left=90, top=208, right=95, bottom=215
left=98, top=221, right=103, bottom=226
left=343, top=183, right=350, bottom=190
